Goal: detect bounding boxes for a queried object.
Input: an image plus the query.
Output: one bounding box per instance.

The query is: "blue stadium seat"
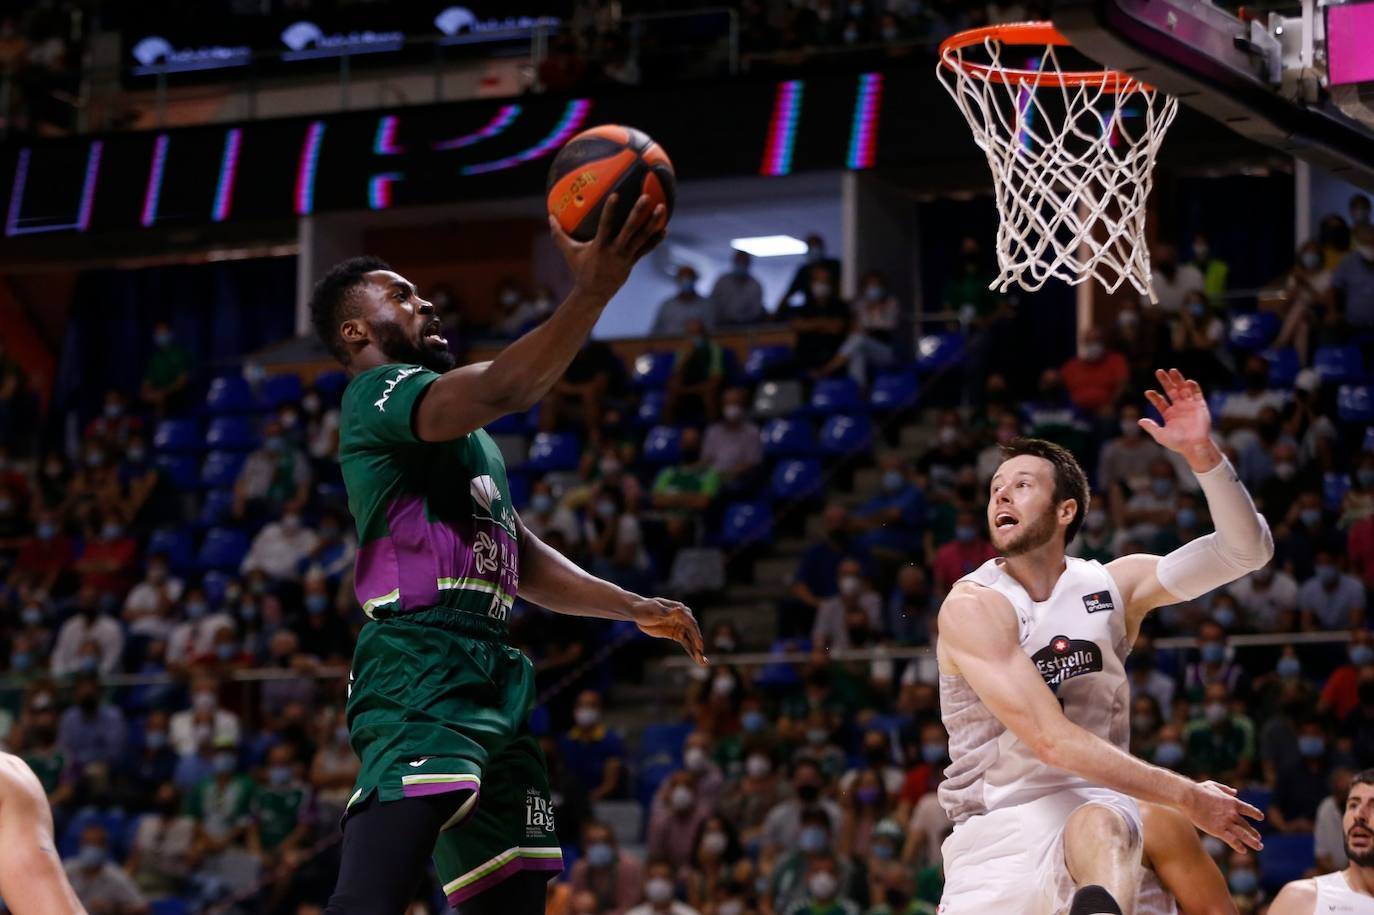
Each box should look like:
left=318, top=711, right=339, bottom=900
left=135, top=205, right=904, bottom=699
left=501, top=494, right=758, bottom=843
left=1239, top=787, right=1273, bottom=833
left=637, top=390, right=667, bottom=428
left=915, top=333, right=964, bottom=375
left=770, top=458, right=823, bottom=502
left=1263, top=348, right=1300, bottom=388
left=151, top=900, right=192, bottom=915
left=1314, top=344, right=1366, bottom=384
left=200, top=451, right=246, bottom=490
left=870, top=371, right=919, bottom=410
left=1366, top=427, right=1374, bottom=453
left=259, top=373, right=304, bottom=409
left=156, top=454, right=200, bottom=490
left=819, top=414, right=872, bottom=455
left=1339, top=384, right=1374, bottom=424
left=205, top=416, right=258, bottom=452
left=810, top=377, right=861, bottom=414
left=315, top=481, right=347, bottom=506
left=201, top=569, right=232, bottom=606
left=640, top=723, right=694, bottom=763
left=1325, top=472, right=1351, bottom=511
left=1227, top=312, right=1280, bottom=351
left=632, top=351, right=676, bottom=389
left=1205, top=392, right=1231, bottom=418
left=1258, top=833, right=1313, bottom=893
left=205, top=375, right=258, bottom=414
left=526, top=433, right=581, bottom=473
left=314, top=370, right=349, bottom=404
left=198, top=527, right=250, bottom=572
left=720, top=501, right=773, bottom=548
left=761, top=417, right=817, bottom=458
left=153, top=418, right=202, bottom=453
left=642, top=425, right=683, bottom=466
left=637, top=760, right=678, bottom=810
left=147, top=527, right=195, bottom=572
left=743, top=345, right=792, bottom=382
left=196, top=489, right=235, bottom=529
left=506, top=471, right=530, bottom=509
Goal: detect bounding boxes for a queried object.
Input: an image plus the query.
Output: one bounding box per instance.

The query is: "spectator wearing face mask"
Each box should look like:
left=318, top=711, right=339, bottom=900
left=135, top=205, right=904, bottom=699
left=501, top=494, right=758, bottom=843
left=1226, top=563, right=1299, bottom=635
left=1333, top=224, right=1374, bottom=330
left=1096, top=404, right=1156, bottom=497
left=239, top=508, right=319, bottom=582
left=1216, top=354, right=1286, bottom=442
left=719, top=746, right=790, bottom=846
left=702, top=389, right=763, bottom=492
left=1250, top=440, right=1309, bottom=521
left=58, top=672, right=126, bottom=775
left=1182, top=620, right=1245, bottom=704
left=1277, top=240, right=1335, bottom=365
left=186, top=736, right=255, bottom=864
left=837, top=767, right=891, bottom=860
left=294, top=570, right=351, bottom=662
left=850, top=453, right=926, bottom=561
left=124, top=709, right=178, bottom=802
left=523, top=480, right=582, bottom=547
left=127, top=781, right=197, bottom=897
left=1299, top=550, right=1366, bottom=631
left=664, top=319, right=727, bottom=425
left=653, top=266, right=714, bottom=337
left=1146, top=243, right=1205, bottom=312
left=1223, top=849, right=1261, bottom=906
left=761, top=760, right=842, bottom=858
left=584, top=482, right=650, bottom=591
left=1181, top=682, right=1254, bottom=784
left=73, top=509, right=137, bottom=597
left=627, top=859, right=701, bottom=915
left=140, top=320, right=191, bottom=418
left=302, top=508, right=356, bottom=584
left=865, top=856, right=920, bottom=915
left=65, top=823, right=150, bottom=915
left=682, top=815, right=742, bottom=911
left=931, top=511, right=997, bottom=599
left=570, top=820, right=644, bottom=915
left=783, top=264, right=851, bottom=373
left=9, top=508, right=73, bottom=595
left=1268, top=719, right=1333, bottom=833
left=1069, top=501, right=1115, bottom=564
left=1125, top=641, right=1176, bottom=717
left=1117, top=459, right=1180, bottom=552
left=165, top=587, right=235, bottom=671
left=687, top=666, right=744, bottom=745
left=1059, top=326, right=1129, bottom=417
left=774, top=846, right=859, bottom=915
left=560, top=690, right=627, bottom=801
left=1274, top=491, right=1342, bottom=583
left=85, top=388, right=144, bottom=450
left=51, top=585, right=124, bottom=677
left=169, top=674, right=241, bottom=758
left=647, top=770, right=712, bottom=870
left=711, top=250, right=767, bottom=326
left=233, top=418, right=312, bottom=522
left=885, top=564, right=935, bottom=646
left=300, top=385, right=341, bottom=464
left=1129, top=694, right=1164, bottom=762
left=780, top=234, right=843, bottom=311
left=122, top=552, right=184, bottom=641
left=941, top=236, right=998, bottom=320
left=1186, top=232, right=1229, bottom=304
left=813, top=271, right=899, bottom=388
left=1319, top=631, right=1374, bottom=720
left=248, top=742, right=313, bottom=861
left=782, top=504, right=872, bottom=638
left=811, top=559, right=883, bottom=652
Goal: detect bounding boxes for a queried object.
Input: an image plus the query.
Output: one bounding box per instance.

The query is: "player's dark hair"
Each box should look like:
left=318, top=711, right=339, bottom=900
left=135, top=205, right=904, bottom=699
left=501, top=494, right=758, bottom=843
left=1352, top=768, right=1374, bottom=791
left=1000, top=437, right=1090, bottom=545
left=309, top=256, right=391, bottom=365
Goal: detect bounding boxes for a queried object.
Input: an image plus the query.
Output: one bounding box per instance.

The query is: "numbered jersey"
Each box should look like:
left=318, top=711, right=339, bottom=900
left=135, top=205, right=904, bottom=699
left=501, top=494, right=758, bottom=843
left=938, top=557, right=1132, bottom=823
left=339, top=364, right=519, bottom=627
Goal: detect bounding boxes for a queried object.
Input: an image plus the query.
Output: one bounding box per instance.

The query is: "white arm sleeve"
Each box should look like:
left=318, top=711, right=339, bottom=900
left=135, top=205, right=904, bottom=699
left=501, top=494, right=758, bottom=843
left=1155, top=456, right=1275, bottom=601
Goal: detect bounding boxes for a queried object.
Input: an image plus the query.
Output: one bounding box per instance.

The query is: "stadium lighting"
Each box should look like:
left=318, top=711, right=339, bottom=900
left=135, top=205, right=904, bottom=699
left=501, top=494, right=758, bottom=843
left=730, top=235, right=808, bottom=257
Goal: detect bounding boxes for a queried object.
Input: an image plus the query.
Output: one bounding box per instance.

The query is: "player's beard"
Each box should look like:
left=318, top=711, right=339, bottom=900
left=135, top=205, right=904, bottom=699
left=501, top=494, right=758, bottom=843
left=1346, top=829, right=1374, bottom=867
left=999, top=505, right=1059, bottom=557
left=372, top=319, right=456, bottom=374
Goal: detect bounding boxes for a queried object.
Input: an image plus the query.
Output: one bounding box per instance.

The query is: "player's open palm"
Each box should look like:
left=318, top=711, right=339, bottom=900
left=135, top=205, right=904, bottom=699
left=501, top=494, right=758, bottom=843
left=1186, top=779, right=1264, bottom=853
left=629, top=596, right=707, bottom=666
left=550, top=193, right=666, bottom=301
left=1139, top=368, right=1213, bottom=454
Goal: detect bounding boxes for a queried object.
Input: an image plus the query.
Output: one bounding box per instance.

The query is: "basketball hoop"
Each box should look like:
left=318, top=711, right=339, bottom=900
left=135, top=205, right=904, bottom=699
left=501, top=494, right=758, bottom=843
left=937, top=22, right=1179, bottom=301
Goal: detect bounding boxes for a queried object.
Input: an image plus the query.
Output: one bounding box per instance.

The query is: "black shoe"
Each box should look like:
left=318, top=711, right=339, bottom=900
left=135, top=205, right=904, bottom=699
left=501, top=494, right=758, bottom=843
left=1068, top=885, right=1123, bottom=915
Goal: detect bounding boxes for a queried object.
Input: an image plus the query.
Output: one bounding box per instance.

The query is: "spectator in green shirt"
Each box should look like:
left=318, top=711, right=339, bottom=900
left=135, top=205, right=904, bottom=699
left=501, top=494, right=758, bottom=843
left=652, top=426, right=720, bottom=548
left=140, top=322, right=192, bottom=417
left=187, top=738, right=255, bottom=859
left=1182, top=682, right=1255, bottom=785
left=250, top=743, right=314, bottom=855
left=664, top=318, right=726, bottom=425
left=1187, top=232, right=1229, bottom=307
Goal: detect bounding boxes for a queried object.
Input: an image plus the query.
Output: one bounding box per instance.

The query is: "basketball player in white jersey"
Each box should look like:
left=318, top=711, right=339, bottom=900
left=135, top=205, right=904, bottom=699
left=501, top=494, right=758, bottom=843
left=0, top=751, right=87, bottom=913
left=1268, top=768, right=1374, bottom=914
left=1137, top=802, right=1235, bottom=915
left=937, top=369, right=1269, bottom=915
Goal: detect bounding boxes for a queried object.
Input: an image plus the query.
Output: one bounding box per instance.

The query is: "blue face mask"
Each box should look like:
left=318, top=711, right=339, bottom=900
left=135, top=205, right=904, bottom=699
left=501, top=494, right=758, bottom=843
left=239, top=602, right=258, bottom=622
left=185, top=601, right=207, bottom=620
left=265, top=436, right=286, bottom=453
left=305, top=595, right=328, bottom=615
left=531, top=493, right=553, bottom=514
left=864, top=285, right=885, bottom=302
left=1228, top=868, right=1258, bottom=895
left=1277, top=657, right=1302, bottom=679
left=1200, top=643, right=1226, bottom=664
left=1154, top=741, right=1185, bottom=768
left=921, top=742, right=946, bottom=764
left=268, top=766, right=292, bottom=786
left=1318, top=565, right=1340, bottom=586
left=871, top=842, right=895, bottom=860
left=1298, top=735, right=1326, bottom=758
left=1151, top=478, right=1173, bottom=498
left=585, top=842, right=615, bottom=868
left=214, top=752, right=237, bottom=774
left=1176, top=508, right=1198, bottom=529
left=799, top=826, right=828, bottom=853
left=741, top=710, right=767, bottom=734
left=215, top=644, right=236, bottom=661
left=1301, top=508, right=1323, bottom=528
left=678, top=278, right=695, bottom=294
left=154, top=331, right=173, bottom=348
left=1211, top=606, right=1236, bottom=629
left=10, top=652, right=30, bottom=671
left=1351, top=645, right=1374, bottom=666
left=76, top=846, right=106, bottom=869
left=955, top=526, right=976, bottom=543
left=21, top=607, right=42, bottom=626
left=882, top=470, right=905, bottom=493
left=78, top=656, right=99, bottom=673
left=146, top=731, right=168, bottom=750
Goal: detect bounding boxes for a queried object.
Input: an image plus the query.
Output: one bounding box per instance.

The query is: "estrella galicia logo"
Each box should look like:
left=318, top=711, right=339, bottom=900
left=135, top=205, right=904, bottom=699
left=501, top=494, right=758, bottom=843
left=1031, top=635, right=1103, bottom=689
left=1082, top=590, right=1115, bottom=614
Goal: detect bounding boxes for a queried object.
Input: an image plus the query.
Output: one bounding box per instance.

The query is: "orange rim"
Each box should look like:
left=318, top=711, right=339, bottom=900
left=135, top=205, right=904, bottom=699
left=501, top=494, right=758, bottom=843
left=938, top=21, right=1151, bottom=93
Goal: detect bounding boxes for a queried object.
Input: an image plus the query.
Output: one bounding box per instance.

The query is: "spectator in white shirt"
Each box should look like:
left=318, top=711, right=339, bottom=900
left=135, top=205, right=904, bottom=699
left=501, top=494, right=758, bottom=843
left=240, top=510, right=319, bottom=581
left=1217, top=355, right=1287, bottom=452
left=122, top=553, right=184, bottom=641
left=1145, top=243, right=1205, bottom=312
left=523, top=480, right=582, bottom=547
left=651, top=266, right=713, bottom=337
left=1227, top=564, right=1300, bottom=633
left=701, top=389, right=762, bottom=491
left=165, top=588, right=235, bottom=670
left=812, top=559, right=883, bottom=651
left=168, top=673, right=241, bottom=758
left=709, top=250, right=766, bottom=326
left=301, top=387, right=341, bottom=463
left=51, top=586, right=124, bottom=677
left=1299, top=550, right=1366, bottom=631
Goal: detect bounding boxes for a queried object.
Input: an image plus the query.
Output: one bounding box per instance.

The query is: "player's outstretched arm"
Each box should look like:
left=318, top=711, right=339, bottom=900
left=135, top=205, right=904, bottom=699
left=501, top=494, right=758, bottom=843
left=514, top=512, right=706, bottom=665
left=1266, top=879, right=1317, bottom=915
left=0, top=755, right=87, bottom=915
left=939, top=584, right=1263, bottom=853
left=412, top=193, right=666, bottom=442
left=1107, top=369, right=1273, bottom=630
left=1140, top=802, right=1236, bottom=915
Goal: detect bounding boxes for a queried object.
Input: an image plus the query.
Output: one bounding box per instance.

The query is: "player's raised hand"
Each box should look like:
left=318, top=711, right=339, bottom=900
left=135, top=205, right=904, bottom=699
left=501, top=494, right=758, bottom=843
left=1185, top=779, right=1264, bottom=854
left=549, top=193, right=667, bottom=302
left=628, top=596, right=707, bottom=666
left=1139, top=368, right=1223, bottom=469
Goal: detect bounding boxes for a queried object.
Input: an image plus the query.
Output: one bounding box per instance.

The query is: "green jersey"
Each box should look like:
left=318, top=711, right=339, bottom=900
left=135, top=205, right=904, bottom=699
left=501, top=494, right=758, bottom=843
left=339, top=364, right=520, bottom=629
left=252, top=782, right=311, bottom=850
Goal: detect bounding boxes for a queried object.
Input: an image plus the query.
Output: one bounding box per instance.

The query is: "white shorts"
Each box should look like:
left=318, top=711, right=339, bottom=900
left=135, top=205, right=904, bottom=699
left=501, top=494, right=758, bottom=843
left=937, top=787, right=1143, bottom=915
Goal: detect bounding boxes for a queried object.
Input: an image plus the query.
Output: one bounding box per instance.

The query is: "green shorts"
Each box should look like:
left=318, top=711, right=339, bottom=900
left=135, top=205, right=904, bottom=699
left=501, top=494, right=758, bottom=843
left=343, top=608, right=563, bottom=907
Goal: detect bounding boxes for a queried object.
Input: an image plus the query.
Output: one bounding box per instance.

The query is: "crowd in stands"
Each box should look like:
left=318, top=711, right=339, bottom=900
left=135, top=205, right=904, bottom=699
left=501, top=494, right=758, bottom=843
left=0, top=199, right=1370, bottom=913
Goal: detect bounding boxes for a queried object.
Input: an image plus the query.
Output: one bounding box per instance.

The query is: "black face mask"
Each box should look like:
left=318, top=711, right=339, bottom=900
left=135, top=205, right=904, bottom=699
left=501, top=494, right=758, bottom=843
left=797, top=783, right=821, bottom=802
left=864, top=746, right=887, bottom=766
left=1245, top=372, right=1268, bottom=392
left=885, top=888, right=910, bottom=909
left=1360, top=681, right=1374, bottom=707
left=847, top=626, right=871, bottom=647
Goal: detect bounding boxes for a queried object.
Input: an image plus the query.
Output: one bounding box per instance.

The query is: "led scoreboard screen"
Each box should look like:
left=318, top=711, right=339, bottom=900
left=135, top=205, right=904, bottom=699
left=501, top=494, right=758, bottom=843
left=1, top=69, right=908, bottom=238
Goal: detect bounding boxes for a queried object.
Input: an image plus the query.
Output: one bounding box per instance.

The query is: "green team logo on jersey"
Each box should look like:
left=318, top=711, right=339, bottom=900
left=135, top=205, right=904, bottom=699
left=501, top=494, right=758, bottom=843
left=470, top=475, right=517, bottom=539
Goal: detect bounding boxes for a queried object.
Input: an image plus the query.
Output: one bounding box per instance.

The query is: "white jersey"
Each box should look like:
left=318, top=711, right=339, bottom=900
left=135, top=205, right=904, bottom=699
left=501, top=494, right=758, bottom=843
left=1315, top=871, right=1374, bottom=913
left=938, top=557, right=1132, bottom=823
left=1135, top=868, right=1177, bottom=915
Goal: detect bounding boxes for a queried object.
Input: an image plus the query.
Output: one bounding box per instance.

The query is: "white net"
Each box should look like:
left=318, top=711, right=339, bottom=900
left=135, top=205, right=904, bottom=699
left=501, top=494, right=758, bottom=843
left=937, top=27, right=1179, bottom=300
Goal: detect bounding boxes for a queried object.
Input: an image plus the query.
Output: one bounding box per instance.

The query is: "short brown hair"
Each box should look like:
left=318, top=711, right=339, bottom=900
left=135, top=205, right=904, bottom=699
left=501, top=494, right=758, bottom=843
left=999, top=437, right=1090, bottom=545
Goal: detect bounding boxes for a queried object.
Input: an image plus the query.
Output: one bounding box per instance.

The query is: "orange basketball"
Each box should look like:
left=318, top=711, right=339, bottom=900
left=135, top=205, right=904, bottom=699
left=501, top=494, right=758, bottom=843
left=546, top=125, right=675, bottom=243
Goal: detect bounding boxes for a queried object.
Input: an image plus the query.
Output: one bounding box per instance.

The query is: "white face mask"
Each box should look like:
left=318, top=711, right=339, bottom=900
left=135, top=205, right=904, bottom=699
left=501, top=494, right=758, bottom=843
left=646, top=877, right=675, bottom=904
left=573, top=707, right=600, bottom=728
left=745, top=754, right=771, bottom=778
left=723, top=404, right=744, bottom=423
left=670, top=784, right=695, bottom=811
left=684, top=746, right=709, bottom=772
left=838, top=576, right=862, bottom=597
left=1081, top=342, right=1104, bottom=361
left=807, top=871, right=838, bottom=900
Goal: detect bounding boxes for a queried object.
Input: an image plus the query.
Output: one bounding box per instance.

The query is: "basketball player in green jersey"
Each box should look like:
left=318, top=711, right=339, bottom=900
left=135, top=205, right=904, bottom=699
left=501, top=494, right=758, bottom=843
left=314, top=194, right=705, bottom=915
